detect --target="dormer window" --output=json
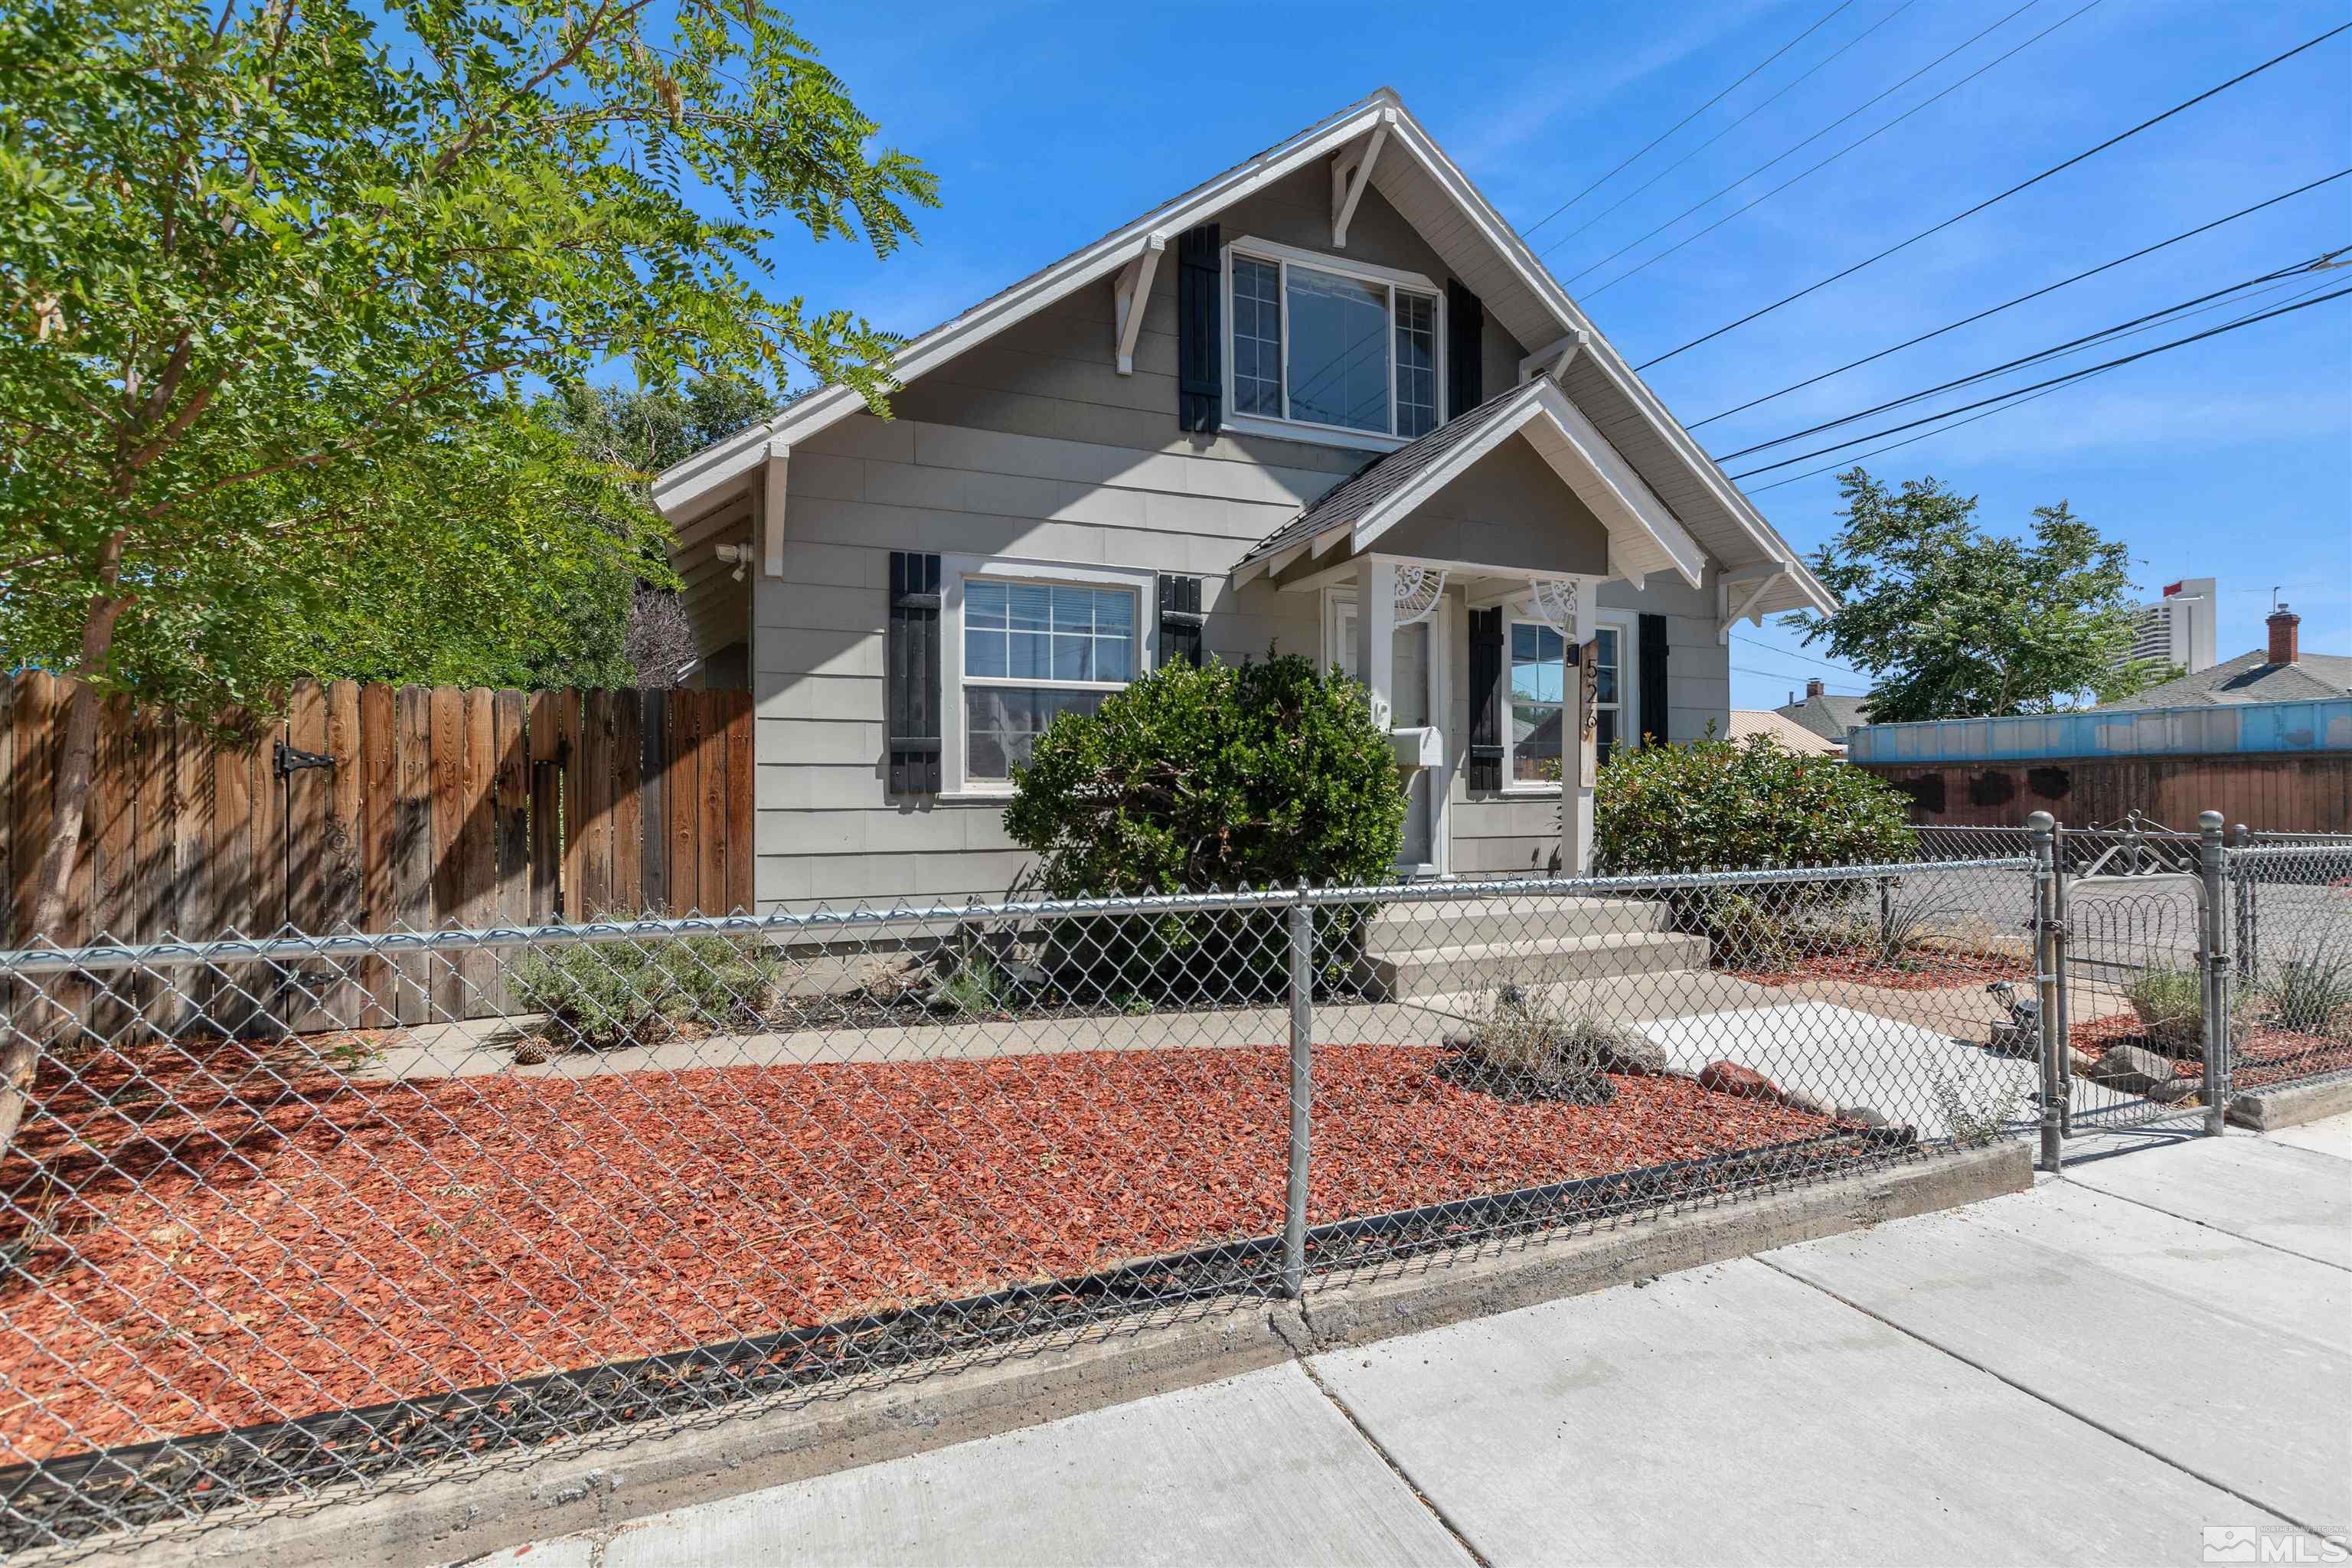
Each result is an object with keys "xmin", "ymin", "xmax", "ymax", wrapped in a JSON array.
[{"xmin": 1223, "ymin": 237, "xmax": 1443, "ymax": 448}]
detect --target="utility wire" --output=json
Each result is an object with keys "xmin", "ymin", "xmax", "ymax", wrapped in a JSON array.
[
  {"xmin": 1637, "ymin": 21, "xmax": 2352, "ymax": 370},
  {"xmin": 1562, "ymin": 0, "xmax": 2053, "ymax": 280},
  {"xmin": 1726, "ymin": 283, "xmax": 2352, "ymax": 478},
  {"xmin": 1523, "ymin": 0, "xmax": 1858, "ymax": 238},
  {"xmin": 1534, "ymin": 1, "xmax": 1921, "ymax": 259},
  {"xmin": 1742, "ymin": 270, "xmax": 2348, "ymax": 492},
  {"xmin": 1713, "ymin": 249, "xmax": 2345, "ymax": 461},
  {"xmin": 1687, "ymin": 165, "xmax": 2352, "ymax": 429},
  {"xmin": 1731, "ymin": 632, "xmax": 1864, "ymax": 677}
]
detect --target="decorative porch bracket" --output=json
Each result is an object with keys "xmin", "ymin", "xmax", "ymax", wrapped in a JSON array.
[{"xmin": 1717, "ymin": 565, "xmax": 1785, "ymax": 644}]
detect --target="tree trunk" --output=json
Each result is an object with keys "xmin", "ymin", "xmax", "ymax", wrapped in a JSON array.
[{"xmin": 0, "ymin": 580, "xmax": 129, "ymax": 1163}]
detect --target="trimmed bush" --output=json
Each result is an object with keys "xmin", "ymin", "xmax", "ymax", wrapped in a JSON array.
[
  {"xmin": 1004, "ymin": 652, "xmax": 1404, "ymax": 896},
  {"xmin": 1592, "ymin": 733, "xmax": 1916, "ymax": 955},
  {"xmin": 1002, "ymin": 654, "xmax": 1403, "ymax": 1001},
  {"xmin": 1593, "ymin": 733, "xmax": 1916, "ymax": 874}
]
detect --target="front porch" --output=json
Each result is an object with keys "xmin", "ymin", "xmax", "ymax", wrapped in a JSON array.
[{"xmin": 1233, "ymin": 374, "xmax": 1733, "ymax": 880}]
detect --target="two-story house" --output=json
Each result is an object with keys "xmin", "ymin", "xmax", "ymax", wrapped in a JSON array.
[{"xmin": 651, "ymin": 90, "xmax": 1833, "ymax": 910}]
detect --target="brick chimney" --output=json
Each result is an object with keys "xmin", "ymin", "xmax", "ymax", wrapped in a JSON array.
[
  {"xmin": 2268, "ymin": 604, "xmax": 2300, "ymax": 665},
  {"xmin": 1805, "ymin": 678, "xmax": 1826, "ymax": 699}
]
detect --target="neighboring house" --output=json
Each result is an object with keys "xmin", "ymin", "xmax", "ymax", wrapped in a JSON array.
[
  {"xmin": 1775, "ymin": 678, "xmax": 1870, "ymax": 746},
  {"xmin": 1729, "ymin": 709, "xmax": 1844, "ymax": 756},
  {"xmin": 2090, "ymin": 606, "xmax": 2350, "ymax": 710},
  {"xmin": 651, "ymin": 90, "xmax": 1831, "ymax": 910}
]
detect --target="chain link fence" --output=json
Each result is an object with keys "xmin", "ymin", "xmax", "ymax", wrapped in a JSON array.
[
  {"xmin": 0, "ymin": 856, "xmax": 2064, "ymax": 1557},
  {"xmin": 2226, "ymin": 839, "xmax": 2352, "ymax": 1096}
]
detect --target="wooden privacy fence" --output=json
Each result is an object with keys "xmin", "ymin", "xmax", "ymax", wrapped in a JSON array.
[{"xmin": 2, "ymin": 673, "xmax": 753, "ymax": 1029}]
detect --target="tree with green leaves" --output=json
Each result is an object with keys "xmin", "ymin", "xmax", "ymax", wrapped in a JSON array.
[
  {"xmin": 1785, "ymin": 469, "xmax": 2174, "ymax": 724},
  {"xmin": 0, "ymin": 0, "xmax": 934, "ymax": 1145}
]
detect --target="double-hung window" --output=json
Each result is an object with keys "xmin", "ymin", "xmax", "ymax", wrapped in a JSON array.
[
  {"xmin": 945, "ymin": 560, "xmax": 1155, "ymax": 793},
  {"xmin": 1227, "ymin": 239, "xmax": 1442, "ymax": 445},
  {"xmin": 1507, "ymin": 621, "xmax": 1565, "ymax": 786}
]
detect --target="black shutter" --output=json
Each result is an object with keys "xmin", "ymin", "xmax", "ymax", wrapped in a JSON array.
[
  {"xmin": 1177, "ymin": 224, "xmax": 1222, "ymax": 433},
  {"xmin": 1446, "ymin": 279, "xmax": 1485, "ymax": 420},
  {"xmin": 887, "ymin": 551, "xmax": 942, "ymax": 793},
  {"xmin": 1467, "ymin": 606, "xmax": 1504, "ymax": 791},
  {"xmin": 1637, "ymin": 612, "xmax": 1670, "ymax": 748},
  {"xmin": 1158, "ymin": 574, "xmax": 1204, "ymax": 668}
]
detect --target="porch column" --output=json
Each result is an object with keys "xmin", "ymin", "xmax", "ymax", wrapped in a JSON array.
[
  {"xmin": 1354, "ymin": 556, "xmax": 1396, "ymax": 733},
  {"xmin": 1556, "ymin": 583, "xmax": 1598, "ymax": 879}
]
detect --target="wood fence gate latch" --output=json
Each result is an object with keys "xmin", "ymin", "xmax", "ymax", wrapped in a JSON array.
[{"xmin": 274, "ymin": 739, "xmax": 337, "ymax": 779}]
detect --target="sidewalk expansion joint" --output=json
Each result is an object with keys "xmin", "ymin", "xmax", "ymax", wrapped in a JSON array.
[
  {"xmin": 2062, "ymin": 1182, "xmax": 2350, "ymax": 1274},
  {"xmin": 1292, "ymin": 1354, "xmax": 1494, "ymax": 1568},
  {"xmin": 1755, "ymin": 1256, "xmax": 2327, "ymax": 1541}
]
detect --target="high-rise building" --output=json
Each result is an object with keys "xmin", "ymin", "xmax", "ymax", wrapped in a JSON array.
[{"xmin": 2126, "ymin": 577, "xmax": 2216, "ymax": 675}]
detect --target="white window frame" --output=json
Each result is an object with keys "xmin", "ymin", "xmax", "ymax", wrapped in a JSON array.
[
  {"xmin": 1501, "ymin": 614, "xmax": 1569, "ymax": 797},
  {"xmin": 939, "ymin": 554, "xmax": 1159, "ymax": 800},
  {"xmin": 1221, "ymin": 235, "xmax": 1446, "ymax": 455},
  {"xmin": 1322, "ymin": 587, "xmax": 1452, "ymax": 878},
  {"xmin": 1589, "ymin": 609, "xmax": 1637, "ymax": 763},
  {"xmin": 1500, "ymin": 606, "xmax": 1638, "ymax": 793}
]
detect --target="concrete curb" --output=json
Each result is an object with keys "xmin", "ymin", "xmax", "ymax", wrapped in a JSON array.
[
  {"xmin": 51, "ymin": 1142, "xmax": 2030, "ymax": 1568},
  {"xmin": 2226, "ymin": 1073, "xmax": 2352, "ymax": 1132}
]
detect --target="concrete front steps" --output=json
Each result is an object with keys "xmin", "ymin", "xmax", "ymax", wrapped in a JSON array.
[{"xmin": 1353, "ymin": 895, "xmax": 1711, "ymax": 1003}]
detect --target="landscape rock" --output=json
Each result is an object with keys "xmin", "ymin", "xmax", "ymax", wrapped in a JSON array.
[
  {"xmin": 1781, "ymin": 1086, "xmax": 1836, "ymax": 1117},
  {"xmin": 1838, "ymin": 1106, "xmax": 1891, "ymax": 1129},
  {"xmin": 2089, "ymin": 1044, "xmax": 2177, "ymax": 1096},
  {"xmin": 2068, "ymin": 1047, "xmax": 2101, "ymax": 1077},
  {"xmin": 1697, "ymin": 1060, "xmax": 1776, "ymax": 1100},
  {"xmin": 2148, "ymin": 1077, "xmax": 2198, "ymax": 1103},
  {"xmin": 1599, "ymin": 1036, "xmax": 1671, "ymax": 1076}
]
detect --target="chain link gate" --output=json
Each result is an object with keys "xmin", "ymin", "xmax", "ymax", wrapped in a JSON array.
[{"xmin": 2030, "ymin": 812, "xmax": 2232, "ymax": 1162}]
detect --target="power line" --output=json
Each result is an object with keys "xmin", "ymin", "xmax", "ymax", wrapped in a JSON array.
[
  {"xmin": 1523, "ymin": 0, "xmax": 1858, "ymax": 239},
  {"xmin": 1741, "ymin": 270, "xmax": 2348, "ymax": 492},
  {"xmin": 1687, "ymin": 166, "xmax": 2352, "ymax": 430},
  {"xmin": 1636, "ymin": 21, "xmax": 2352, "ymax": 371},
  {"xmin": 1726, "ymin": 283, "xmax": 2352, "ymax": 479},
  {"xmin": 1562, "ymin": 0, "xmax": 2056, "ymax": 283},
  {"xmin": 1730, "ymin": 632, "xmax": 1863, "ymax": 677},
  {"xmin": 1713, "ymin": 250, "xmax": 2344, "ymax": 462},
  {"xmin": 1534, "ymin": 1, "xmax": 1921, "ymax": 260},
  {"xmin": 1732, "ymin": 663, "xmax": 1869, "ymax": 690}
]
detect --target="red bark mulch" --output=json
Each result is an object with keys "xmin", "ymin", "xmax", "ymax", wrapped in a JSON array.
[
  {"xmin": 0, "ymin": 1038, "xmax": 1841, "ymax": 1463},
  {"xmin": 1732, "ymin": 944, "xmax": 2029, "ymax": 991},
  {"xmin": 2068, "ymin": 1012, "xmax": 2352, "ymax": 1086}
]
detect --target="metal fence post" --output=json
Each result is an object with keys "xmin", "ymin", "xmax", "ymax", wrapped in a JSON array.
[
  {"xmin": 1284, "ymin": 878, "xmax": 1313, "ymax": 1299},
  {"xmin": 2231, "ymin": 822, "xmax": 2256, "ymax": 985},
  {"xmin": 2052, "ymin": 821, "xmax": 2073, "ymax": 1138},
  {"xmin": 2029, "ymin": 811, "xmax": 2064, "ymax": 1172},
  {"xmin": 2198, "ymin": 811, "xmax": 2230, "ymax": 1137}
]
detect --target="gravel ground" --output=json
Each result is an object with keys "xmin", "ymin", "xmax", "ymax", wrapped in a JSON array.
[{"xmin": 0, "ymin": 1038, "xmax": 1834, "ymax": 1462}]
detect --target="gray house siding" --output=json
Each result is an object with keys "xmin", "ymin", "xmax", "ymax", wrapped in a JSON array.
[{"xmin": 750, "ymin": 171, "xmax": 1736, "ymax": 910}]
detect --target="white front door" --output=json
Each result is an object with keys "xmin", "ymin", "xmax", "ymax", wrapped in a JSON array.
[{"xmin": 1329, "ymin": 595, "xmax": 1446, "ymax": 875}]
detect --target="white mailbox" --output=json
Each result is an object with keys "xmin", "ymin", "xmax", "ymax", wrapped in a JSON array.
[{"xmin": 1390, "ymin": 725, "xmax": 1444, "ymax": 769}]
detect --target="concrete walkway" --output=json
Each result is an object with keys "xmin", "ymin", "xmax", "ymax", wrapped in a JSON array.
[{"xmin": 469, "ymin": 1116, "xmax": 2352, "ymax": 1567}]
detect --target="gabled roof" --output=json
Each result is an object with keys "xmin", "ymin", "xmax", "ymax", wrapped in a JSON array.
[
  {"xmin": 651, "ymin": 87, "xmax": 1831, "ymax": 617},
  {"xmin": 1232, "ymin": 376, "xmax": 1706, "ymax": 590},
  {"xmin": 2088, "ymin": 648, "xmax": 2352, "ymax": 710},
  {"xmin": 1775, "ymin": 691, "xmax": 1871, "ymax": 741}
]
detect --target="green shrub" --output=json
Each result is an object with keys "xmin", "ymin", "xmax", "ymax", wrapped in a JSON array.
[
  {"xmin": 1592, "ymin": 733, "xmax": 1914, "ymax": 954},
  {"xmin": 511, "ymin": 927, "xmax": 781, "ymax": 1052},
  {"xmin": 2124, "ymin": 962, "xmax": 2205, "ymax": 1052},
  {"xmin": 1003, "ymin": 653, "xmax": 1403, "ymax": 1001},
  {"xmin": 1593, "ymin": 733, "xmax": 1916, "ymax": 875},
  {"xmin": 2262, "ymin": 942, "xmax": 2352, "ymax": 1035}
]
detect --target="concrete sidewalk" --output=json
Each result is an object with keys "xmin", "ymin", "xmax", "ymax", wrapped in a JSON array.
[{"xmin": 472, "ymin": 1116, "xmax": 2352, "ymax": 1568}]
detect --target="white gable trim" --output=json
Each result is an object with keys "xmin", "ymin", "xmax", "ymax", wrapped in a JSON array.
[
  {"xmin": 647, "ymin": 88, "xmax": 1831, "ymax": 620},
  {"xmin": 1331, "ymin": 379, "xmax": 1704, "ymax": 592}
]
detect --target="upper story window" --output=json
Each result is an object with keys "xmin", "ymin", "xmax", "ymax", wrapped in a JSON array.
[{"xmin": 1225, "ymin": 237, "xmax": 1443, "ymax": 446}]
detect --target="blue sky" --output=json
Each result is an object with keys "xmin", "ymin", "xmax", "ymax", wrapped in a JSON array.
[{"xmin": 739, "ymin": 0, "xmax": 2352, "ymax": 710}]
